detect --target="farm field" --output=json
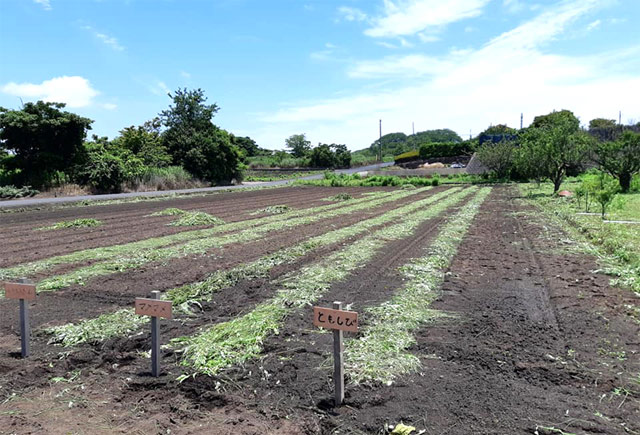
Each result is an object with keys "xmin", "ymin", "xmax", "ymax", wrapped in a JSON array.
[{"xmin": 0, "ymin": 185, "xmax": 638, "ymax": 434}]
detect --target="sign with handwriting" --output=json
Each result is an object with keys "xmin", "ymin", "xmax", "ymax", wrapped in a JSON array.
[
  {"xmin": 3, "ymin": 282, "xmax": 37, "ymax": 301},
  {"xmin": 135, "ymin": 298, "xmax": 172, "ymax": 319},
  {"xmin": 313, "ymin": 306, "xmax": 358, "ymax": 332}
]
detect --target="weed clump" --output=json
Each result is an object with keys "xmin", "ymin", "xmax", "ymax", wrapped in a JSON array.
[
  {"xmin": 150, "ymin": 207, "xmax": 186, "ymax": 216},
  {"xmin": 39, "ymin": 218, "xmax": 102, "ymax": 230},
  {"xmin": 326, "ymin": 193, "xmax": 353, "ymax": 201},
  {"xmin": 401, "ymin": 184, "xmax": 416, "ymax": 190},
  {"xmin": 169, "ymin": 211, "xmax": 225, "ymax": 227}
]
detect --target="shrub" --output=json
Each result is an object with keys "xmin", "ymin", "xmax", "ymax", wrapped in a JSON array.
[
  {"xmin": 419, "ymin": 142, "xmax": 472, "ymax": 160},
  {"xmin": 0, "ymin": 185, "xmax": 39, "ymax": 199},
  {"xmin": 394, "ymin": 150, "xmax": 420, "ymax": 164}
]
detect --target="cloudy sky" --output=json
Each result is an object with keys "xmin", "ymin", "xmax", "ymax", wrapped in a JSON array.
[{"xmin": 1, "ymin": 0, "xmax": 638, "ymax": 150}]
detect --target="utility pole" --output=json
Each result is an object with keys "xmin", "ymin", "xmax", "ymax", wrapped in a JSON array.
[
  {"xmin": 412, "ymin": 122, "xmax": 415, "ymax": 135},
  {"xmin": 619, "ymin": 111, "xmax": 622, "ymax": 125},
  {"xmin": 379, "ymin": 119, "xmax": 382, "ymax": 162},
  {"xmin": 520, "ymin": 113, "xmax": 523, "ymax": 129}
]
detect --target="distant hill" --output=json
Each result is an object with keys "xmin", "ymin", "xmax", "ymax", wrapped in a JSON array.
[{"xmin": 352, "ymin": 129, "xmax": 463, "ymax": 162}]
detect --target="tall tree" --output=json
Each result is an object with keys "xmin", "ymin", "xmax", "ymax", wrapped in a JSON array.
[
  {"xmin": 0, "ymin": 101, "xmax": 92, "ymax": 187},
  {"xmin": 285, "ymin": 134, "xmax": 311, "ymax": 158},
  {"xmin": 520, "ymin": 110, "xmax": 590, "ymax": 193},
  {"xmin": 591, "ymin": 130, "xmax": 640, "ymax": 192},
  {"xmin": 159, "ymin": 88, "xmax": 243, "ymax": 183}
]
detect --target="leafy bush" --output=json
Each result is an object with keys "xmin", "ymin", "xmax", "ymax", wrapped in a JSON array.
[
  {"xmin": 394, "ymin": 150, "xmax": 420, "ymax": 163},
  {"xmin": 0, "ymin": 185, "xmax": 39, "ymax": 199},
  {"xmin": 419, "ymin": 142, "xmax": 472, "ymax": 159},
  {"xmin": 125, "ymin": 166, "xmax": 200, "ymax": 191}
]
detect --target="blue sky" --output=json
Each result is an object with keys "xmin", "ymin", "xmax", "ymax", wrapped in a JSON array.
[{"xmin": 1, "ymin": 0, "xmax": 638, "ymax": 150}]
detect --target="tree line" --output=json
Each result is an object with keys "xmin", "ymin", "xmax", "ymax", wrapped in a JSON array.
[
  {"xmin": 475, "ymin": 110, "xmax": 640, "ymax": 193},
  {"xmin": 0, "ymin": 88, "xmax": 353, "ymax": 194}
]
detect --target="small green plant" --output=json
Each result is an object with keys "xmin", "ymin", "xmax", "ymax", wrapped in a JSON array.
[
  {"xmin": 168, "ymin": 211, "xmax": 225, "ymax": 227},
  {"xmin": 150, "ymin": 207, "xmax": 186, "ymax": 216},
  {"xmin": 38, "ymin": 218, "xmax": 102, "ymax": 230},
  {"xmin": 401, "ymin": 184, "xmax": 416, "ymax": 190}
]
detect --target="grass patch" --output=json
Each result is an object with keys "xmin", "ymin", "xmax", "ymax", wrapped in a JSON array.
[
  {"xmin": 345, "ymin": 188, "xmax": 491, "ymax": 384},
  {"xmin": 326, "ymin": 193, "xmax": 354, "ymax": 201},
  {"xmin": 38, "ymin": 219, "xmax": 102, "ymax": 230},
  {"xmin": 172, "ymin": 187, "xmax": 478, "ymax": 376},
  {"xmin": 250, "ymin": 204, "xmax": 291, "ymax": 215},
  {"xmin": 519, "ymin": 182, "xmax": 640, "ymax": 294},
  {"xmin": 149, "ymin": 207, "xmax": 186, "ymax": 216},
  {"xmin": 45, "ymin": 309, "xmax": 148, "ymax": 346},
  {"xmin": 168, "ymin": 211, "xmax": 225, "ymax": 227}
]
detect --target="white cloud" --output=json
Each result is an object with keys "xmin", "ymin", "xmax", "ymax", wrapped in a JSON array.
[
  {"xmin": 148, "ymin": 80, "xmax": 170, "ymax": 95},
  {"xmin": 33, "ymin": 0, "xmax": 51, "ymax": 11},
  {"xmin": 587, "ymin": 19, "xmax": 601, "ymax": 30},
  {"xmin": 256, "ymin": 0, "xmax": 639, "ymax": 149},
  {"xmin": 365, "ymin": 0, "xmax": 490, "ymax": 38},
  {"xmin": 102, "ymin": 103, "xmax": 117, "ymax": 110},
  {"xmin": 1, "ymin": 76, "xmax": 99, "ymax": 108},
  {"xmin": 503, "ymin": 0, "xmax": 526, "ymax": 13},
  {"xmin": 82, "ymin": 25, "xmax": 124, "ymax": 51},
  {"xmin": 180, "ymin": 71, "xmax": 192, "ymax": 79},
  {"xmin": 337, "ymin": 6, "xmax": 367, "ymax": 22},
  {"xmin": 348, "ymin": 54, "xmax": 452, "ymax": 78}
]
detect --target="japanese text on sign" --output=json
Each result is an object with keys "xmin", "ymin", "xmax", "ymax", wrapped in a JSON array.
[
  {"xmin": 3, "ymin": 282, "xmax": 37, "ymax": 301},
  {"xmin": 313, "ymin": 306, "xmax": 358, "ymax": 332},
  {"xmin": 135, "ymin": 298, "xmax": 173, "ymax": 319}
]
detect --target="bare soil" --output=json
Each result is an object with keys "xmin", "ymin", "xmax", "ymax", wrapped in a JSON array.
[{"xmin": 0, "ymin": 186, "xmax": 638, "ymax": 434}]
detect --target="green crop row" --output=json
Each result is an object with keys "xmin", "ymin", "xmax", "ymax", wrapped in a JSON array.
[
  {"xmin": 45, "ymin": 187, "xmax": 460, "ymax": 346},
  {"xmin": 346, "ymin": 187, "xmax": 491, "ymax": 384},
  {"xmin": 0, "ymin": 189, "xmax": 396, "ymax": 281},
  {"xmin": 172, "ymin": 187, "xmax": 477, "ymax": 377}
]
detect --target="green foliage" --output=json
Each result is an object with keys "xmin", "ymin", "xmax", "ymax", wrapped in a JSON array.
[
  {"xmin": 39, "ymin": 218, "xmax": 102, "ymax": 230},
  {"xmin": 308, "ymin": 143, "xmax": 351, "ymax": 168},
  {"xmin": 394, "ymin": 150, "xmax": 419, "ymax": 163},
  {"xmin": 475, "ymin": 140, "xmax": 516, "ymax": 179},
  {"xmin": 230, "ymin": 134, "xmax": 260, "ymax": 157},
  {"xmin": 0, "ymin": 185, "xmax": 39, "ymax": 199},
  {"xmin": 285, "ymin": 134, "xmax": 311, "ymax": 158},
  {"xmin": 419, "ymin": 141, "xmax": 472, "ymax": 160},
  {"xmin": 46, "ymin": 309, "xmax": 148, "ymax": 346},
  {"xmin": 75, "ymin": 136, "xmax": 145, "ymax": 193},
  {"xmin": 481, "ymin": 124, "xmax": 517, "ymax": 135},
  {"xmin": 367, "ymin": 129, "xmax": 463, "ymax": 160},
  {"xmin": 589, "ymin": 118, "xmax": 618, "ymax": 130},
  {"xmin": 112, "ymin": 118, "xmax": 171, "ymax": 167},
  {"xmin": 519, "ymin": 109, "xmax": 591, "ymax": 192},
  {"xmin": 160, "ymin": 88, "xmax": 243, "ymax": 184},
  {"xmin": 326, "ymin": 192, "xmax": 354, "ymax": 201},
  {"xmin": 0, "ymin": 101, "xmax": 93, "ymax": 188},
  {"xmin": 591, "ymin": 130, "xmax": 640, "ymax": 193},
  {"xmin": 168, "ymin": 211, "xmax": 225, "ymax": 226}
]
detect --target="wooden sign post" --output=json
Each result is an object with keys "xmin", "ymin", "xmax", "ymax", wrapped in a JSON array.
[
  {"xmin": 313, "ymin": 301, "xmax": 358, "ymax": 407},
  {"xmin": 3, "ymin": 278, "xmax": 37, "ymax": 358},
  {"xmin": 135, "ymin": 291, "xmax": 172, "ymax": 377}
]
